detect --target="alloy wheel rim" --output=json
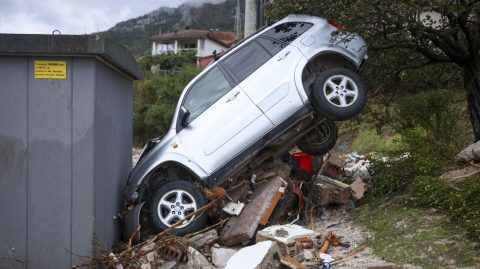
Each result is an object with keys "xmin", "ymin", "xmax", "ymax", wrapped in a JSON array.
[
  {"xmin": 157, "ymin": 189, "xmax": 197, "ymax": 228},
  {"xmin": 323, "ymin": 74, "xmax": 358, "ymax": 108}
]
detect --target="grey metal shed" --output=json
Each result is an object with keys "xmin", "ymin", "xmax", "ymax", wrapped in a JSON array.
[{"xmin": 0, "ymin": 34, "xmax": 142, "ymax": 269}]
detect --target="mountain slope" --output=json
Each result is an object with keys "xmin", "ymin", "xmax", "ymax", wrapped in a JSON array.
[{"xmin": 101, "ymin": 0, "xmax": 243, "ymax": 55}]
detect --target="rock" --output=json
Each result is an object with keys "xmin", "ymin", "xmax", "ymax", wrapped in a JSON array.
[
  {"xmin": 145, "ymin": 251, "xmax": 156, "ymax": 263},
  {"xmin": 456, "ymin": 141, "xmax": 480, "ymax": 162},
  {"xmin": 163, "ymin": 261, "xmax": 176, "ymax": 269},
  {"xmin": 186, "ymin": 246, "xmax": 216, "ymax": 269},
  {"xmin": 140, "ymin": 242, "xmax": 156, "ymax": 252},
  {"xmin": 185, "ymin": 229, "xmax": 218, "ymax": 248},
  {"xmin": 303, "ymin": 249, "xmax": 315, "ymax": 261},
  {"xmin": 225, "ymin": 241, "xmax": 282, "ymax": 269},
  {"xmin": 140, "ymin": 263, "xmax": 151, "ymax": 269},
  {"xmin": 211, "ymin": 247, "xmax": 238, "ymax": 268}
]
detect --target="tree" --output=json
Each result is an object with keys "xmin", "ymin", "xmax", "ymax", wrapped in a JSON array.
[{"xmin": 267, "ymin": 0, "xmax": 480, "ymax": 141}]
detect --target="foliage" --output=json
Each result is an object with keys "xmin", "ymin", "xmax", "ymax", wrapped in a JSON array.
[
  {"xmin": 139, "ymin": 51, "xmax": 196, "ymax": 72},
  {"xmin": 133, "ymin": 52, "xmax": 200, "ymax": 145},
  {"xmin": 395, "ymin": 90, "xmax": 469, "ymax": 173},
  {"xmin": 266, "ymin": 0, "xmax": 480, "ymax": 139},
  {"xmin": 409, "ymin": 175, "xmax": 480, "ymax": 241}
]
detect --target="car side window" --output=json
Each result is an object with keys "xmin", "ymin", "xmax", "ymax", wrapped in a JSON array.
[
  {"xmin": 183, "ymin": 66, "xmax": 232, "ymax": 123},
  {"xmin": 261, "ymin": 22, "xmax": 313, "ymax": 44},
  {"xmin": 256, "ymin": 37, "xmax": 287, "ymax": 56},
  {"xmin": 223, "ymin": 40, "xmax": 271, "ymax": 82}
]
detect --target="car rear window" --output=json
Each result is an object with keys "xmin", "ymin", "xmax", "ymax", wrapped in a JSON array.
[
  {"xmin": 256, "ymin": 37, "xmax": 287, "ymax": 56},
  {"xmin": 261, "ymin": 22, "xmax": 313, "ymax": 44},
  {"xmin": 223, "ymin": 40, "xmax": 271, "ymax": 82}
]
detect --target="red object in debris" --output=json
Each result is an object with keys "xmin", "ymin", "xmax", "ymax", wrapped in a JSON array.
[
  {"xmin": 292, "ymin": 186, "xmax": 306, "ymax": 212},
  {"xmin": 292, "ymin": 152, "xmax": 312, "ymax": 173}
]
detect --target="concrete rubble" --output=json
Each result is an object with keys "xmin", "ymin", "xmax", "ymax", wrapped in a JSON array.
[{"xmin": 103, "ymin": 150, "xmax": 380, "ymax": 269}]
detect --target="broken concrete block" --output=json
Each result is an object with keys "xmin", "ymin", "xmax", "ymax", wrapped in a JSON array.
[
  {"xmin": 303, "ymin": 249, "xmax": 315, "ymax": 261},
  {"xmin": 184, "ymin": 229, "xmax": 218, "ymax": 248},
  {"xmin": 224, "ymin": 241, "xmax": 282, "ymax": 269},
  {"xmin": 256, "ymin": 224, "xmax": 319, "ymax": 256},
  {"xmin": 456, "ymin": 140, "xmax": 480, "ymax": 162},
  {"xmin": 350, "ymin": 177, "xmax": 367, "ymax": 200},
  {"xmin": 186, "ymin": 246, "xmax": 216, "ymax": 269},
  {"xmin": 211, "ymin": 247, "xmax": 238, "ymax": 268},
  {"xmin": 294, "ymin": 236, "xmax": 314, "ymax": 251},
  {"xmin": 313, "ymin": 175, "xmax": 351, "ymax": 206},
  {"xmin": 220, "ymin": 177, "xmax": 285, "ymax": 246}
]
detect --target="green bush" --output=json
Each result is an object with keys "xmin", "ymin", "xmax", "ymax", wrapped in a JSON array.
[
  {"xmin": 133, "ymin": 66, "xmax": 200, "ymax": 145},
  {"xmin": 394, "ymin": 90, "xmax": 467, "ymax": 174},
  {"xmin": 139, "ymin": 51, "xmax": 196, "ymax": 72},
  {"xmin": 371, "ymin": 90, "xmax": 468, "ymax": 195}
]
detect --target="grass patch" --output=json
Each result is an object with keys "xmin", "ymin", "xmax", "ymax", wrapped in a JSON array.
[
  {"xmin": 349, "ymin": 124, "xmax": 403, "ymax": 153},
  {"xmin": 350, "ymin": 201, "xmax": 480, "ymax": 268}
]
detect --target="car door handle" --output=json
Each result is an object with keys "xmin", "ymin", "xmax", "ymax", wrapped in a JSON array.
[
  {"xmin": 226, "ymin": 90, "xmax": 240, "ymax": 102},
  {"xmin": 277, "ymin": 51, "xmax": 290, "ymax": 61}
]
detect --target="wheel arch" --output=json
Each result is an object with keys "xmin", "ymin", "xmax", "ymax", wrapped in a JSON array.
[
  {"xmin": 301, "ymin": 50, "xmax": 360, "ymax": 98},
  {"xmin": 126, "ymin": 156, "xmax": 208, "ymax": 203}
]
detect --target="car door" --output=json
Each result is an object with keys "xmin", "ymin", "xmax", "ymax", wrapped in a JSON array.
[
  {"xmin": 224, "ymin": 22, "xmax": 313, "ymax": 126},
  {"xmin": 176, "ymin": 66, "xmax": 273, "ymax": 174}
]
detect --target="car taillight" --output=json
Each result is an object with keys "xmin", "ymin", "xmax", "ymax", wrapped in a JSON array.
[{"xmin": 327, "ymin": 19, "xmax": 344, "ymax": 31}]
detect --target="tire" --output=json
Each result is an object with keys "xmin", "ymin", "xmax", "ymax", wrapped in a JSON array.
[
  {"xmin": 297, "ymin": 119, "xmax": 337, "ymax": 156},
  {"xmin": 312, "ymin": 67, "xmax": 367, "ymax": 121},
  {"xmin": 148, "ymin": 180, "xmax": 207, "ymax": 235}
]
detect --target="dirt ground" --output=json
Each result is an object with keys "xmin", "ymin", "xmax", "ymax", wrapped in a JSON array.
[{"xmin": 312, "ymin": 207, "xmax": 419, "ymax": 269}]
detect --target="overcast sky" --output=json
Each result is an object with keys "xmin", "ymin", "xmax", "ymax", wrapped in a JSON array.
[{"xmin": 0, "ymin": 0, "xmax": 225, "ymax": 35}]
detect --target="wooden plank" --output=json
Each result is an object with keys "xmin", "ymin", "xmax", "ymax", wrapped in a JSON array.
[{"xmin": 219, "ymin": 177, "xmax": 284, "ymax": 246}]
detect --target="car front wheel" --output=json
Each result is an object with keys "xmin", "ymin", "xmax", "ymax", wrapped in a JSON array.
[
  {"xmin": 148, "ymin": 180, "xmax": 207, "ymax": 235},
  {"xmin": 312, "ymin": 67, "xmax": 367, "ymax": 121}
]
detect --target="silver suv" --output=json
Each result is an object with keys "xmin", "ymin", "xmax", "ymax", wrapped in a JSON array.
[{"xmin": 123, "ymin": 14, "xmax": 368, "ymax": 237}]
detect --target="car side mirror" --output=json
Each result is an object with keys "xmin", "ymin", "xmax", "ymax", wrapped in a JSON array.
[{"xmin": 179, "ymin": 106, "xmax": 190, "ymax": 127}]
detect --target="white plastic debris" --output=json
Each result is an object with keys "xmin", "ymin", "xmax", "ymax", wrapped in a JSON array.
[
  {"xmin": 225, "ymin": 241, "xmax": 275, "ymax": 269},
  {"xmin": 222, "ymin": 202, "xmax": 245, "ymax": 216}
]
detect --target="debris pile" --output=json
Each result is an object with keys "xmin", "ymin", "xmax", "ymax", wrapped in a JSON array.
[{"xmin": 79, "ymin": 151, "xmax": 375, "ymax": 269}]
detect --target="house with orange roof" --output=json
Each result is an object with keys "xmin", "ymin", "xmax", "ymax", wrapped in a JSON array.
[{"xmin": 150, "ymin": 29, "xmax": 237, "ymax": 68}]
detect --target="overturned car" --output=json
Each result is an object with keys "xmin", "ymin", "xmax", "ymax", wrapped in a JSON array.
[{"xmin": 123, "ymin": 14, "xmax": 368, "ymax": 239}]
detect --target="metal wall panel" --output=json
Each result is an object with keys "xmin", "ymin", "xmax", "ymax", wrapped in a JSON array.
[
  {"xmin": 0, "ymin": 57, "xmax": 29, "ymax": 269},
  {"xmin": 0, "ymin": 55, "xmax": 134, "ymax": 268}
]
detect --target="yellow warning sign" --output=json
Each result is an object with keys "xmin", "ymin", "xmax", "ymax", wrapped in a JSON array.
[{"xmin": 34, "ymin": 60, "xmax": 66, "ymax": 79}]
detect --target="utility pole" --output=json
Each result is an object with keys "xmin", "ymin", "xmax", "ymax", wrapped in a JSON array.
[
  {"xmin": 234, "ymin": 0, "xmax": 241, "ymax": 38},
  {"xmin": 244, "ymin": 0, "xmax": 265, "ymax": 38},
  {"xmin": 244, "ymin": 0, "xmax": 257, "ymax": 37}
]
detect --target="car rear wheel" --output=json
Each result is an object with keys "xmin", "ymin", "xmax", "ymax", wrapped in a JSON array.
[
  {"xmin": 312, "ymin": 67, "xmax": 367, "ymax": 121},
  {"xmin": 148, "ymin": 180, "xmax": 207, "ymax": 235},
  {"xmin": 296, "ymin": 119, "xmax": 337, "ymax": 156}
]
